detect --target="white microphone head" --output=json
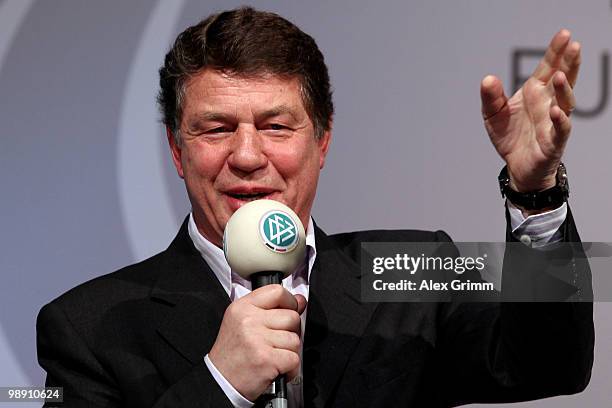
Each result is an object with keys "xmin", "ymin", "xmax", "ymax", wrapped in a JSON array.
[{"xmin": 223, "ymin": 199, "xmax": 306, "ymax": 280}]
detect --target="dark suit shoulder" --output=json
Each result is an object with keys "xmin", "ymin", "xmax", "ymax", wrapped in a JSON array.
[{"xmin": 44, "ymin": 250, "xmax": 168, "ymax": 326}]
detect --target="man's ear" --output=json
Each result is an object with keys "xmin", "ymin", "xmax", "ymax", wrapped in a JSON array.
[
  {"xmin": 166, "ymin": 126, "xmax": 184, "ymax": 179},
  {"xmin": 318, "ymin": 125, "xmax": 332, "ymax": 169}
]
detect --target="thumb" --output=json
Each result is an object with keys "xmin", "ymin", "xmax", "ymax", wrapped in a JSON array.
[
  {"xmin": 294, "ymin": 294, "xmax": 307, "ymax": 315},
  {"xmin": 481, "ymin": 75, "xmax": 508, "ymax": 120}
]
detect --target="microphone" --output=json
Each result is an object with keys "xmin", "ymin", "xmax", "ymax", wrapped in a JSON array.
[{"xmin": 223, "ymin": 199, "xmax": 306, "ymax": 408}]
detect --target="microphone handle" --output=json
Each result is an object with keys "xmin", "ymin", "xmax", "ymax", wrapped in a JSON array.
[
  {"xmin": 251, "ymin": 271, "xmax": 288, "ymax": 408},
  {"xmin": 251, "ymin": 271, "xmax": 285, "ymax": 289}
]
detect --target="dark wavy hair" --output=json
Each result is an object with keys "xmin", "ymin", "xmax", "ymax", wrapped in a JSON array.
[{"xmin": 157, "ymin": 6, "xmax": 334, "ymax": 142}]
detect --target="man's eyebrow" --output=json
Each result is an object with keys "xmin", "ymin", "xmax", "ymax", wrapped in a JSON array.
[
  {"xmin": 184, "ymin": 112, "xmax": 237, "ymax": 131},
  {"xmin": 257, "ymin": 105, "xmax": 300, "ymax": 121},
  {"xmin": 188, "ymin": 111, "xmax": 235, "ymax": 123}
]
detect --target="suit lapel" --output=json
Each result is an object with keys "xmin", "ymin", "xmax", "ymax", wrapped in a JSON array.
[
  {"xmin": 304, "ymin": 226, "xmax": 378, "ymax": 407},
  {"xmin": 150, "ymin": 219, "xmax": 231, "ymax": 365}
]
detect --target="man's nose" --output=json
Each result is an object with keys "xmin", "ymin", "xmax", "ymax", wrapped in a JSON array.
[{"xmin": 227, "ymin": 124, "xmax": 268, "ymax": 174}]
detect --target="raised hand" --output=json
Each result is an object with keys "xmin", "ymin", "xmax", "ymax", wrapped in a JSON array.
[{"xmin": 481, "ymin": 29, "xmax": 580, "ymax": 193}]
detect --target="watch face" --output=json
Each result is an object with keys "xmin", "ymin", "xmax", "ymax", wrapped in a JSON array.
[{"xmin": 498, "ymin": 166, "xmax": 511, "ymax": 198}]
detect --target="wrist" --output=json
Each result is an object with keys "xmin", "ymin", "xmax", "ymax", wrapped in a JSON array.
[
  {"xmin": 498, "ymin": 163, "xmax": 569, "ymax": 211},
  {"xmin": 204, "ymin": 354, "xmax": 254, "ymax": 407},
  {"xmin": 508, "ymin": 172, "xmax": 557, "ymax": 193}
]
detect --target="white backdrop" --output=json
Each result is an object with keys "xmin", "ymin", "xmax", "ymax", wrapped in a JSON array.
[{"xmin": 0, "ymin": 0, "xmax": 610, "ymax": 406}]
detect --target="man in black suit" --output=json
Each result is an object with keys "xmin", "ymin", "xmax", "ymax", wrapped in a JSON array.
[{"xmin": 37, "ymin": 7, "xmax": 593, "ymax": 407}]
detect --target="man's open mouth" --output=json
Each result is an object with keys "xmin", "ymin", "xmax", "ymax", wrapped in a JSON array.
[{"xmin": 227, "ymin": 192, "xmax": 272, "ymax": 202}]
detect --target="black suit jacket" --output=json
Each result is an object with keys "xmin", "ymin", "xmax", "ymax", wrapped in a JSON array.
[{"xmin": 37, "ymin": 212, "xmax": 593, "ymax": 407}]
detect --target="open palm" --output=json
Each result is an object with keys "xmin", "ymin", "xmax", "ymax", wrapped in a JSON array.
[{"xmin": 481, "ymin": 30, "xmax": 580, "ymax": 192}]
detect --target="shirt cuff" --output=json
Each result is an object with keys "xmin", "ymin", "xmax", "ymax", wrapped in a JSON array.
[
  {"xmin": 204, "ymin": 354, "xmax": 254, "ymax": 408},
  {"xmin": 507, "ymin": 201, "xmax": 567, "ymax": 247}
]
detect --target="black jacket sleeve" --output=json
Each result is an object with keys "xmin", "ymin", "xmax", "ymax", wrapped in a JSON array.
[{"xmin": 432, "ymin": 206, "xmax": 594, "ymax": 406}]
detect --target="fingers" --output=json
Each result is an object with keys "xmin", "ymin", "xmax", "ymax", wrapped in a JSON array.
[
  {"xmin": 294, "ymin": 294, "xmax": 307, "ymax": 315},
  {"xmin": 550, "ymin": 105, "xmax": 572, "ymax": 150},
  {"xmin": 533, "ymin": 29, "xmax": 571, "ymax": 84},
  {"xmin": 249, "ymin": 284, "xmax": 298, "ymax": 311},
  {"xmin": 553, "ymin": 71, "xmax": 575, "ymax": 116},
  {"xmin": 481, "ymin": 75, "xmax": 508, "ymax": 120},
  {"xmin": 271, "ymin": 348, "xmax": 301, "ymax": 380},
  {"xmin": 268, "ymin": 330, "xmax": 302, "ymax": 352},
  {"xmin": 561, "ymin": 41, "xmax": 581, "ymax": 88},
  {"xmin": 263, "ymin": 308, "xmax": 302, "ymax": 332}
]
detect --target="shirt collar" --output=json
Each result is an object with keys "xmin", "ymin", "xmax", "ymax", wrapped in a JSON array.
[{"xmin": 187, "ymin": 212, "xmax": 317, "ymax": 297}]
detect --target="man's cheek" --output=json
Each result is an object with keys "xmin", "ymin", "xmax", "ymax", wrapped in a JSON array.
[{"xmin": 269, "ymin": 152, "xmax": 305, "ymax": 174}]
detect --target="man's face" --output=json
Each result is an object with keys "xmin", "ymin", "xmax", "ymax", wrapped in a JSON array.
[{"xmin": 168, "ymin": 69, "xmax": 331, "ymax": 246}]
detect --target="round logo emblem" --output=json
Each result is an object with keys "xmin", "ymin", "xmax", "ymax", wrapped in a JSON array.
[{"xmin": 259, "ymin": 210, "xmax": 299, "ymax": 253}]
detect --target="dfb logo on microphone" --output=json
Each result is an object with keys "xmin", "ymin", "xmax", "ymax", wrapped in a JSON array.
[{"xmin": 259, "ymin": 211, "xmax": 299, "ymax": 253}]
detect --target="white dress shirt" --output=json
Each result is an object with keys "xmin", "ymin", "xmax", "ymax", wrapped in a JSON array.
[{"xmin": 188, "ymin": 202, "xmax": 567, "ymax": 407}]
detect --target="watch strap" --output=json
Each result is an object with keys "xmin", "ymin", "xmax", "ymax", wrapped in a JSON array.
[{"xmin": 498, "ymin": 164, "xmax": 569, "ymax": 210}]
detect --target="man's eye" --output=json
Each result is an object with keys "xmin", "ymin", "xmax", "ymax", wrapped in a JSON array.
[
  {"xmin": 207, "ymin": 127, "xmax": 230, "ymax": 134},
  {"xmin": 267, "ymin": 124, "xmax": 286, "ymax": 131}
]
